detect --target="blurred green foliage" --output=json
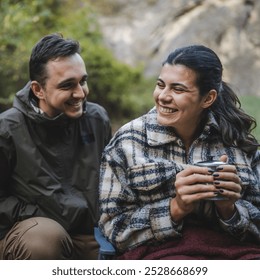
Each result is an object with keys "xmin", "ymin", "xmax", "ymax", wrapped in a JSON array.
[
  {"xmin": 1, "ymin": 0, "xmax": 259, "ymax": 140},
  {"xmin": 239, "ymin": 95, "xmax": 260, "ymax": 143},
  {"xmin": 0, "ymin": 0, "xmax": 153, "ymax": 123},
  {"xmin": 0, "ymin": 0, "xmax": 63, "ymax": 101}
]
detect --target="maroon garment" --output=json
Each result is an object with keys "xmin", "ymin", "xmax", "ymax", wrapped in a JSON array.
[{"xmin": 117, "ymin": 225, "xmax": 260, "ymax": 260}]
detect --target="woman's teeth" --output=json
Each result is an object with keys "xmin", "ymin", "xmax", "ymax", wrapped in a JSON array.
[{"xmin": 160, "ymin": 106, "xmax": 177, "ymax": 113}]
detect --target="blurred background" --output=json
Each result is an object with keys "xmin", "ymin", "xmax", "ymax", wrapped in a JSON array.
[{"xmin": 0, "ymin": 0, "xmax": 259, "ymax": 140}]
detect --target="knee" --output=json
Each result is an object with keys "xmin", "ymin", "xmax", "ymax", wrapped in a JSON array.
[{"xmin": 3, "ymin": 217, "xmax": 73, "ymax": 260}]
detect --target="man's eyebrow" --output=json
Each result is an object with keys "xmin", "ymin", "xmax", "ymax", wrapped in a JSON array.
[
  {"xmin": 58, "ymin": 78, "xmax": 74, "ymax": 87},
  {"xmin": 81, "ymin": 74, "xmax": 88, "ymax": 80},
  {"xmin": 57, "ymin": 75, "xmax": 88, "ymax": 87}
]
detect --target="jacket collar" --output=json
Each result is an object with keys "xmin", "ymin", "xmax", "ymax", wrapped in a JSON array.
[
  {"xmin": 146, "ymin": 107, "xmax": 220, "ymax": 146},
  {"xmin": 13, "ymin": 81, "xmax": 89, "ymax": 124},
  {"xmin": 13, "ymin": 81, "xmax": 94, "ymax": 144}
]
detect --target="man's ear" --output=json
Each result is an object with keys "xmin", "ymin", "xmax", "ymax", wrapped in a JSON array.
[
  {"xmin": 202, "ymin": 89, "xmax": 217, "ymax": 108},
  {"xmin": 30, "ymin": 81, "xmax": 44, "ymax": 100}
]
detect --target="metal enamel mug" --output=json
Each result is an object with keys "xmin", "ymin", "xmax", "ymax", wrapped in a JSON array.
[{"xmin": 195, "ymin": 160, "xmax": 228, "ymax": 201}]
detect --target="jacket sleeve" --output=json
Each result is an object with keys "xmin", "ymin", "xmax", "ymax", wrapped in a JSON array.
[
  {"xmin": 98, "ymin": 140, "xmax": 184, "ymax": 252},
  {"xmin": 216, "ymin": 150, "xmax": 260, "ymax": 243},
  {"xmin": 0, "ymin": 147, "xmax": 40, "ymax": 239}
]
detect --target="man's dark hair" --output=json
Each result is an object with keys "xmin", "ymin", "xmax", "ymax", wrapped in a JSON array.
[{"xmin": 29, "ymin": 33, "xmax": 80, "ymax": 87}]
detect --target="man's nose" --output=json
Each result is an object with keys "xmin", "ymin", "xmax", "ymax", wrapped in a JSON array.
[{"xmin": 73, "ymin": 84, "xmax": 87, "ymax": 98}]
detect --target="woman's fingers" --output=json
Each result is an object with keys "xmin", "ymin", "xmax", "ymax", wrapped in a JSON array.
[
  {"xmin": 213, "ymin": 171, "xmax": 240, "ymax": 184},
  {"xmin": 177, "ymin": 183, "xmax": 216, "ymax": 195},
  {"xmin": 177, "ymin": 166, "xmax": 213, "ymax": 177},
  {"xmin": 176, "ymin": 173, "xmax": 214, "ymax": 186}
]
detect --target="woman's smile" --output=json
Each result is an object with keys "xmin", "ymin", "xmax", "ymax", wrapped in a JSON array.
[{"xmin": 158, "ymin": 105, "xmax": 178, "ymax": 114}]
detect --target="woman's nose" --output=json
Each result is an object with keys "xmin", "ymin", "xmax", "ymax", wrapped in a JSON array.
[{"xmin": 158, "ymin": 88, "xmax": 172, "ymax": 102}]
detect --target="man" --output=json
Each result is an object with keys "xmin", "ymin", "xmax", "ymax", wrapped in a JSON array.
[{"xmin": 0, "ymin": 33, "xmax": 111, "ymax": 259}]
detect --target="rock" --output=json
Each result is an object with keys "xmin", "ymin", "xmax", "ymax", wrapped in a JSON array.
[{"xmin": 96, "ymin": 0, "xmax": 260, "ymax": 96}]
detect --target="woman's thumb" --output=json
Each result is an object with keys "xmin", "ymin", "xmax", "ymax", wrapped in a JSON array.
[{"xmin": 219, "ymin": 154, "xmax": 228, "ymax": 163}]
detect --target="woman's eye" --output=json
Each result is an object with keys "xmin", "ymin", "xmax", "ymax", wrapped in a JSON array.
[
  {"xmin": 157, "ymin": 82, "xmax": 165, "ymax": 89},
  {"xmin": 174, "ymin": 87, "xmax": 185, "ymax": 93}
]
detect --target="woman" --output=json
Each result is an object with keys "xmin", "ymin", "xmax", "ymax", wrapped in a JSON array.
[{"xmin": 99, "ymin": 45, "xmax": 260, "ymax": 259}]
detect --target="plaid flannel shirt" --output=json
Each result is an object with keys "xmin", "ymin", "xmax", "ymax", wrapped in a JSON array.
[{"xmin": 99, "ymin": 108, "xmax": 260, "ymax": 252}]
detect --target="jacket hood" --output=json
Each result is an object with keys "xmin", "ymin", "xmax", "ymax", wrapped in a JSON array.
[
  {"xmin": 13, "ymin": 81, "xmax": 73, "ymax": 125},
  {"xmin": 12, "ymin": 81, "xmax": 106, "ymax": 145}
]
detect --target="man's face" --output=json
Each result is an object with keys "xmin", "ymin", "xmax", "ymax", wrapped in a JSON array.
[{"xmin": 35, "ymin": 53, "xmax": 89, "ymax": 119}]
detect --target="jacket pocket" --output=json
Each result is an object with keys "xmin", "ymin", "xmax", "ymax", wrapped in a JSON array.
[{"xmin": 126, "ymin": 161, "xmax": 175, "ymax": 191}]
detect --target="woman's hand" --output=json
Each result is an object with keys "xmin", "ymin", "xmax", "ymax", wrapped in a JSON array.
[
  {"xmin": 213, "ymin": 156, "xmax": 242, "ymax": 220},
  {"xmin": 170, "ymin": 165, "xmax": 216, "ymax": 222}
]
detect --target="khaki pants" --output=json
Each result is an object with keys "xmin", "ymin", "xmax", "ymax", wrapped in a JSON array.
[{"xmin": 0, "ymin": 217, "xmax": 98, "ymax": 260}]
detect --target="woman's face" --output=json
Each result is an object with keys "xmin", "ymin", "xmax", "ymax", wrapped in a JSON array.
[{"xmin": 153, "ymin": 63, "xmax": 208, "ymax": 135}]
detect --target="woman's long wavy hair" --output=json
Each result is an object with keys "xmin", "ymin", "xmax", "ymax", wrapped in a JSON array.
[{"xmin": 163, "ymin": 45, "xmax": 259, "ymax": 154}]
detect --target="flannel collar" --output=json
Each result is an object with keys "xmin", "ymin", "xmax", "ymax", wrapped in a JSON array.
[{"xmin": 146, "ymin": 107, "xmax": 220, "ymax": 146}]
